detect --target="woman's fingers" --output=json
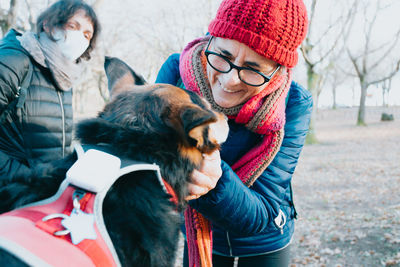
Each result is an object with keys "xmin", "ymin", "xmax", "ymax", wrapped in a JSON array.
[
  {"xmin": 185, "ymin": 170, "xmax": 215, "ymax": 200},
  {"xmin": 185, "ymin": 151, "xmax": 223, "ymax": 201},
  {"xmin": 185, "ymin": 150, "xmax": 223, "ymax": 201},
  {"xmin": 200, "ymin": 150, "xmax": 222, "ymax": 179}
]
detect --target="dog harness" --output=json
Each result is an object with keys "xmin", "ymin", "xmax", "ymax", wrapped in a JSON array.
[{"xmin": 0, "ymin": 144, "xmax": 175, "ymax": 267}]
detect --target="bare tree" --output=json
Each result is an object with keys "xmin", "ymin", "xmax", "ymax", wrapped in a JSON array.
[
  {"xmin": 0, "ymin": 0, "xmax": 18, "ymax": 36},
  {"xmin": 324, "ymin": 57, "xmax": 352, "ymax": 109},
  {"xmin": 346, "ymin": 0, "xmax": 400, "ymax": 125},
  {"xmin": 300, "ymin": 0, "xmax": 356, "ymax": 143},
  {"xmin": 1, "ymin": 0, "xmax": 52, "ymax": 36},
  {"xmin": 22, "ymin": 0, "xmax": 35, "ymax": 30},
  {"xmin": 381, "ymin": 77, "xmax": 393, "ymax": 107}
]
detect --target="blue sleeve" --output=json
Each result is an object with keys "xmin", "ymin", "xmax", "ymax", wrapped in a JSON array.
[
  {"xmin": 155, "ymin": 53, "xmax": 181, "ymax": 85},
  {"xmin": 189, "ymin": 82, "xmax": 313, "ymax": 235}
]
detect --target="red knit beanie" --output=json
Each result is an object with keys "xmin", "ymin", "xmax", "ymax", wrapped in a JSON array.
[{"xmin": 208, "ymin": 0, "xmax": 308, "ymax": 68}]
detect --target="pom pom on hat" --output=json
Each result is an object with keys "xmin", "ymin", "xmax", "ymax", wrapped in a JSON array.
[{"xmin": 208, "ymin": 0, "xmax": 308, "ymax": 68}]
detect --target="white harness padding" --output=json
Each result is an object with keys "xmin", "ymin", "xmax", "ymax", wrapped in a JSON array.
[
  {"xmin": 67, "ymin": 144, "xmax": 164, "ymax": 266},
  {"xmin": 66, "ymin": 148, "xmax": 121, "ymax": 193},
  {"xmin": 0, "ymin": 143, "xmax": 165, "ymax": 267},
  {"xmin": 69, "ymin": 143, "xmax": 164, "ymax": 193}
]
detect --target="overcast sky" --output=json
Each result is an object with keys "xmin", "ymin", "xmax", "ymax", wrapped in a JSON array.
[{"xmin": 1, "ymin": 0, "xmax": 399, "ymax": 107}]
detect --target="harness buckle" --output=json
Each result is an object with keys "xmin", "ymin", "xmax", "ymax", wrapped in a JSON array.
[{"xmin": 42, "ymin": 190, "xmax": 97, "ymax": 244}]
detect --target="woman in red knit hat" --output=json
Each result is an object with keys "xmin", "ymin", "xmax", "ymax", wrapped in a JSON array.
[{"xmin": 156, "ymin": 0, "xmax": 311, "ymax": 266}]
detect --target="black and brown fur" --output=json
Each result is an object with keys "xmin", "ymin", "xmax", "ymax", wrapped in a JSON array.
[{"xmin": 0, "ymin": 57, "xmax": 228, "ymax": 267}]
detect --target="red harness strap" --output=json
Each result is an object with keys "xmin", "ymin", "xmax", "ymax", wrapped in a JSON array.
[
  {"xmin": 162, "ymin": 178, "xmax": 179, "ymax": 206},
  {"xmin": 0, "ymin": 186, "xmax": 117, "ymax": 267}
]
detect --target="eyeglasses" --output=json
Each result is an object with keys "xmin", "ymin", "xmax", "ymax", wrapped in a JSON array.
[{"xmin": 204, "ymin": 37, "xmax": 281, "ymax": 87}]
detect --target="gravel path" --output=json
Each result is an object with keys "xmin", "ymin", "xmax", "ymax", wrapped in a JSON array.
[{"xmin": 291, "ymin": 107, "xmax": 400, "ymax": 267}]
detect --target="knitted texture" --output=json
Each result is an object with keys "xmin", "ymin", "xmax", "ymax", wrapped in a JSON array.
[
  {"xmin": 180, "ymin": 37, "xmax": 291, "ymax": 266},
  {"xmin": 185, "ymin": 206, "xmax": 212, "ymax": 267},
  {"xmin": 208, "ymin": 0, "xmax": 308, "ymax": 68}
]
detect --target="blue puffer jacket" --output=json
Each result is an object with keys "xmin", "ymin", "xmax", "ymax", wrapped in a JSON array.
[{"xmin": 156, "ymin": 53, "xmax": 312, "ymax": 256}]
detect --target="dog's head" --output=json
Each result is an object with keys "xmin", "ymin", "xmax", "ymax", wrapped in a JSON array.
[{"xmin": 75, "ymin": 57, "xmax": 229, "ymax": 204}]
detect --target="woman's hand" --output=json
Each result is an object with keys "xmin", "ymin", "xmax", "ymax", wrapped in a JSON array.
[{"xmin": 186, "ymin": 150, "xmax": 222, "ymax": 201}]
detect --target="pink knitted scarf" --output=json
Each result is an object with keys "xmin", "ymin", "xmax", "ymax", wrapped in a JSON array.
[{"xmin": 180, "ymin": 36, "xmax": 292, "ymax": 267}]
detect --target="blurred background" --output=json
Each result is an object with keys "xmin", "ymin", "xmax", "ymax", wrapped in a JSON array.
[
  {"xmin": 1, "ymin": 0, "xmax": 399, "ymax": 266},
  {"xmin": 1, "ymin": 0, "xmax": 399, "ymax": 124}
]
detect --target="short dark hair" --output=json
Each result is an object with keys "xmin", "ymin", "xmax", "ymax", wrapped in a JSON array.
[{"xmin": 36, "ymin": 0, "xmax": 101, "ymax": 62}]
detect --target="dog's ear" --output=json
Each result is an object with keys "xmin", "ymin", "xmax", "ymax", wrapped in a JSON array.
[
  {"xmin": 180, "ymin": 106, "xmax": 217, "ymax": 148},
  {"xmin": 104, "ymin": 56, "xmax": 146, "ymax": 99}
]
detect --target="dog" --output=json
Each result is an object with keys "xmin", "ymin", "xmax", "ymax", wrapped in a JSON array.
[{"xmin": 0, "ymin": 57, "xmax": 229, "ymax": 266}]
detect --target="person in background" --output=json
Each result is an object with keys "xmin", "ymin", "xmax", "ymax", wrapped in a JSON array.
[
  {"xmin": 156, "ymin": 0, "xmax": 311, "ymax": 266},
  {"xmin": 0, "ymin": 0, "xmax": 100, "ymax": 182}
]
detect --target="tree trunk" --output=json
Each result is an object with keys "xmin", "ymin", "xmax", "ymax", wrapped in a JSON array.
[
  {"xmin": 382, "ymin": 88, "xmax": 386, "ymax": 107},
  {"xmin": 357, "ymin": 82, "xmax": 368, "ymax": 126},
  {"xmin": 332, "ymin": 86, "xmax": 337, "ymax": 109},
  {"xmin": 0, "ymin": 0, "xmax": 18, "ymax": 35},
  {"xmin": 97, "ymin": 73, "xmax": 108, "ymax": 102},
  {"xmin": 305, "ymin": 66, "xmax": 319, "ymax": 144}
]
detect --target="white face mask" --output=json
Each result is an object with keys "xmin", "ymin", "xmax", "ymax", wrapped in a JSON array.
[{"xmin": 53, "ymin": 29, "xmax": 89, "ymax": 61}]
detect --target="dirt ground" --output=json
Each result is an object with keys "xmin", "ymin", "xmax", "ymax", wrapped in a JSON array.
[
  {"xmin": 175, "ymin": 106, "xmax": 400, "ymax": 267},
  {"xmin": 290, "ymin": 106, "xmax": 400, "ymax": 267}
]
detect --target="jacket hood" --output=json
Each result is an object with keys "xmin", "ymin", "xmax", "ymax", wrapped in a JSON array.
[{"xmin": 0, "ymin": 29, "xmax": 27, "ymax": 53}]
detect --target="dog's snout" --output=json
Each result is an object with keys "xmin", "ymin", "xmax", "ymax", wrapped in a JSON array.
[{"xmin": 209, "ymin": 112, "xmax": 229, "ymax": 145}]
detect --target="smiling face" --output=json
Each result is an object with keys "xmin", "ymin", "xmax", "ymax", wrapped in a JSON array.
[{"xmin": 206, "ymin": 37, "xmax": 281, "ymax": 108}]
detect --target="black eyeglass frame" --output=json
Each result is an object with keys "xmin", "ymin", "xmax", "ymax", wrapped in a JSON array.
[{"xmin": 204, "ymin": 36, "xmax": 281, "ymax": 87}]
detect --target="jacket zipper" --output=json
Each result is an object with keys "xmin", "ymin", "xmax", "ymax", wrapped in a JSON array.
[
  {"xmin": 57, "ymin": 91, "xmax": 66, "ymax": 158},
  {"xmin": 226, "ymin": 231, "xmax": 233, "ymax": 256}
]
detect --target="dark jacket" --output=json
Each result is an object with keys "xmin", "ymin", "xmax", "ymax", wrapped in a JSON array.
[
  {"xmin": 0, "ymin": 30, "xmax": 73, "ymax": 181},
  {"xmin": 156, "ymin": 53, "xmax": 313, "ymax": 256}
]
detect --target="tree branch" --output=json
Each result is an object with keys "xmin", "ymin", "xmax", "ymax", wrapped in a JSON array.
[
  {"xmin": 368, "ymin": 28, "xmax": 400, "ymax": 72},
  {"xmin": 347, "ymin": 48, "xmax": 363, "ymax": 79},
  {"xmin": 367, "ymin": 59, "xmax": 400, "ymax": 86}
]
